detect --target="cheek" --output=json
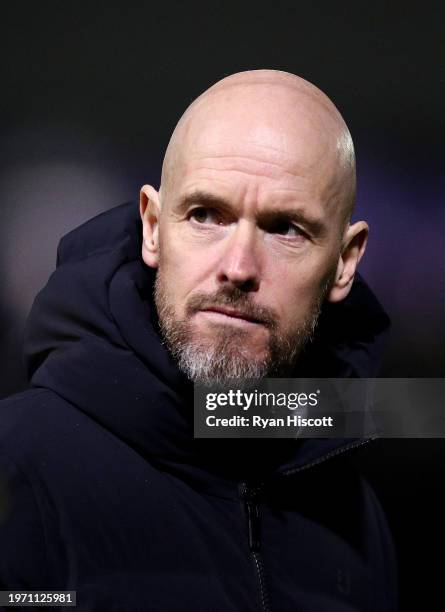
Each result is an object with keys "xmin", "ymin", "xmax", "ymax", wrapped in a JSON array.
[
  {"xmin": 160, "ymin": 226, "xmax": 222, "ymax": 288},
  {"xmin": 268, "ymin": 266, "xmax": 328, "ymax": 324},
  {"xmin": 160, "ymin": 224, "xmax": 204, "ymax": 268},
  {"xmin": 158, "ymin": 236, "xmax": 205, "ymax": 309},
  {"xmin": 268, "ymin": 261, "xmax": 316, "ymax": 296}
]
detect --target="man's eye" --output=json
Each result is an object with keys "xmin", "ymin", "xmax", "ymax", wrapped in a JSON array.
[
  {"xmin": 188, "ymin": 207, "xmax": 218, "ymax": 224},
  {"xmin": 269, "ymin": 220, "xmax": 305, "ymax": 238}
]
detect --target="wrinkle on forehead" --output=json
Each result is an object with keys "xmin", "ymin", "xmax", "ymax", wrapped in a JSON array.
[{"xmin": 160, "ymin": 70, "xmax": 356, "ymax": 225}]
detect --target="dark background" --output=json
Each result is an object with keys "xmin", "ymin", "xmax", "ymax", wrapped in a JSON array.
[{"xmin": 1, "ymin": 2, "xmax": 443, "ymax": 609}]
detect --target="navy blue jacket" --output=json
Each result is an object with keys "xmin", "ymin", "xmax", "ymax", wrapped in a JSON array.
[{"xmin": 0, "ymin": 202, "xmax": 397, "ymax": 611}]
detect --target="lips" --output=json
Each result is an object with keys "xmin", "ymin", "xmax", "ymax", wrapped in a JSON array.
[{"xmin": 201, "ymin": 306, "xmax": 262, "ymax": 324}]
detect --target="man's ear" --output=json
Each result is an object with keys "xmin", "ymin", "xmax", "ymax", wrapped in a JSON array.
[
  {"xmin": 327, "ymin": 221, "xmax": 369, "ymax": 303},
  {"xmin": 140, "ymin": 184, "xmax": 161, "ymax": 269}
]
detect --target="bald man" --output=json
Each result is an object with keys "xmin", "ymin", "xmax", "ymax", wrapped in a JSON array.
[
  {"xmin": 0, "ymin": 71, "xmax": 397, "ymax": 611},
  {"xmin": 141, "ymin": 70, "xmax": 365, "ymax": 385}
]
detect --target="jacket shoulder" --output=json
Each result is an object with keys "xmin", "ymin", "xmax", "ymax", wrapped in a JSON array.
[
  {"xmin": 0, "ymin": 388, "xmax": 76, "ymax": 456},
  {"xmin": 0, "ymin": 388, "xmax": 106, "ymax": 589},
  {"xmin": 0, "ymin": 387, "xmax": 63, "ymax": 413},
  {"xmin": 0, "ymin": 451, "xmax": 53, "ymax": 588},
  {"xmin": 0, "ymin": 390, "xmax": 68, "ymax": 589}
]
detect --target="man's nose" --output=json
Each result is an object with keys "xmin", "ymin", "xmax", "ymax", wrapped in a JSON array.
[{"xmin": 216, "ymin": 222, "xmax": 261, "ymax": 292}]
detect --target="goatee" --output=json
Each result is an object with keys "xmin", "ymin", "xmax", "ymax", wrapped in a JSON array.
[{"xmin": 154, "ymin": 271, "xmax": 329, "ymax": 386}]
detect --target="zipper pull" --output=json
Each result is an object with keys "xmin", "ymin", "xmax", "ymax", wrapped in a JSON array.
[{"xmin": 241, "ymin": 483, "xmax": 262, "ymax": 552}]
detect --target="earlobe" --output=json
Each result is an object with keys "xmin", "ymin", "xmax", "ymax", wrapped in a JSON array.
[
  {"xmin": 140, "ymin": 184, "xmax": 161, "ymax": 269},
  {"xmin": 327, "ymin": 270, "xmax": 355, "ymax": 303},
  {"xmin": 327, "ymin": 259, "xmax": 353, "ymax": 304}
]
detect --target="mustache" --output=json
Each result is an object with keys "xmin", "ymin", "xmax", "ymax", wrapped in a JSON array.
[{"xmin": 185, "ymin": 287, "xmax": 278, "ymax": 329}]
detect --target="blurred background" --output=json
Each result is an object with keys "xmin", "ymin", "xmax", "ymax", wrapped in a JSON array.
[{"xmin": 1, "ymin": 2, "xmax": 443, "ymax": 608}]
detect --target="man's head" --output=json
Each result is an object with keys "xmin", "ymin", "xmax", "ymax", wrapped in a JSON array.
[{"xmin": 140, "ymin": 70, "xmax": 368, "ymax": 384}]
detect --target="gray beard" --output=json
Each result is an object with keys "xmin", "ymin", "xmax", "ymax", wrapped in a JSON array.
[{"xmin": 154, "ymin": 272, "xmax": 327, "ymax": 386}]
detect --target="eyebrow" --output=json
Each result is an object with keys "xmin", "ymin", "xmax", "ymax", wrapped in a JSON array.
[{"xmin": 175, "ymin": 190, "xmax": 327, "ymax": 237}]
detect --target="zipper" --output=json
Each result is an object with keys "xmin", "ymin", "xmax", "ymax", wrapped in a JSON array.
[
  {"xmin": 252, "ymin": 550, "xmax": 271, "ymax": 612},
  {"xmin": 243, "ymin": 483, "xmax": 261, "ymax": 552},
  {"xmin": 240, "ymin": 437, "xmax": 375, "ymax": 612},
  {"xmin": 241, "ymin": 482, "xmax": 271, "ymax": 612}
]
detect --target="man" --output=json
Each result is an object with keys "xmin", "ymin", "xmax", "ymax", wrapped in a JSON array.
[{"xmin": 0, "ymin": 70, "xmax": 397, "ymax": 610}]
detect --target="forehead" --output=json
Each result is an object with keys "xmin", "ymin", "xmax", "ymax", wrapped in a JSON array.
[{"xmin": 165, "ymin": 84, "xmax": 347, "ymax": 216}]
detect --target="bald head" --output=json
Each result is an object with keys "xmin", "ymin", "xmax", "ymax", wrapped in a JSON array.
[{"xmin": 160, "ymin": 69, "xmax": 356, "ymax": 225}]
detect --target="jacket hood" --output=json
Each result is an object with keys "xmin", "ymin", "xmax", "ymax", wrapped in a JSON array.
[{"xmin": 24, "ymin": 202, "xmax": 390, "ymax": 491}]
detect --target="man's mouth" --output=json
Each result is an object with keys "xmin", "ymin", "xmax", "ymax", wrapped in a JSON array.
[{"xmin": 199, "ymin": 306, "xmax": 263, "ymax": 326}]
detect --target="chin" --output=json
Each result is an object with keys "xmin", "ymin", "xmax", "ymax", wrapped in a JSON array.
[{"xmin": 198, "ymin": 326, "xmax": 267, "ymax": 350}]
